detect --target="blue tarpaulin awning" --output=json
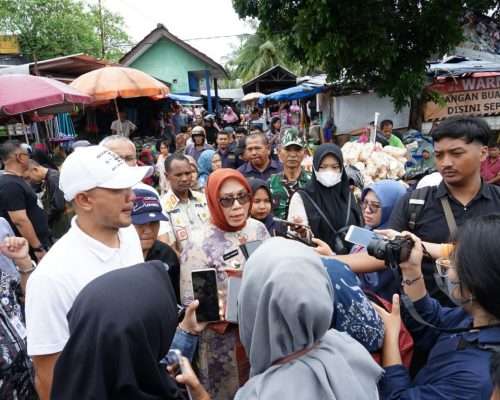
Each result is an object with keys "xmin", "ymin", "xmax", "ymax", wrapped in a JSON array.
[
  {"xmin": 167, "ymin": 93, "xmax": 202, "ymax": 103},
  {"xmin": 258, "ymin": 84, "xmax": 326, "ymax": 106}
]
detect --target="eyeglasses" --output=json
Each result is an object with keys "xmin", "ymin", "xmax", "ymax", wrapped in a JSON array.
[
  {"xmin": 435, "ymin": 258, "xmax": 456, "ymax": 277},
  {"xmin": 361, "ymin": 201, "xmax": 381, "ymax": 213},
  {"xmin": 219, "ymin": 192, "xmax": 251, "ymax": 208}
]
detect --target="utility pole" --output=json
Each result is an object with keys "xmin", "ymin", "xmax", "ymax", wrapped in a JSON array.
[{"xmin": 97, "ymin": 0, "xmax": 105, "ymax": 59}]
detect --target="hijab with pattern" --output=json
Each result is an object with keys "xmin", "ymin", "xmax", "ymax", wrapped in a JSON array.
[
  {"xmin": 236, "ymin": 237, "xmax": 382, "ymax": 399},
  {"xmin": 51, "ymin": 261, "xmax": 181, "ymax": 400},
  {"xmin": 206, "ymin": 168, "xmax": 252, "ymax": 232}
]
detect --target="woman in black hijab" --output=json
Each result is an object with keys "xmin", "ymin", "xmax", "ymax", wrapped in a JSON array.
[
  {"xmin": 288, "ymin": 144, "xmax": 362, "ymax": 254},
  {"xmin": 51, "ymin": 261, "xmax": 207, "ymax": 400},
  {"xmin": 248, "ymin": 178, "xmax": 286, "ymax": 237}
]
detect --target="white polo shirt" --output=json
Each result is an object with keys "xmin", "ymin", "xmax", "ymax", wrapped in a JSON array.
[{"xmin": 26, "ymin": 218, "xmax": 143, "ymax": 356}]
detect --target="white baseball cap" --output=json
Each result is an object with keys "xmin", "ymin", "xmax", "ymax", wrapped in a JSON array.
[{"xmin": 59, "ymin": 146, "xmax": 153, "ymax": 201}]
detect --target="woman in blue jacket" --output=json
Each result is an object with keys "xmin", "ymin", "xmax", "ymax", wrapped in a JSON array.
[{"xmin": 376, "ymin": 214, "xmax": 500, "ymax": 399}]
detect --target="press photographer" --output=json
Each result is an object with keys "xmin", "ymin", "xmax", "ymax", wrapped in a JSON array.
[{"xmin": 374, "ymin": 215, "xmax": 500, "ymax": 399}]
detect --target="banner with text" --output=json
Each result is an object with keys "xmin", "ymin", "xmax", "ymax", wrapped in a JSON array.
[{"xmin": 423, "ymin": 75, "xmax": 500, "ymax": 121}]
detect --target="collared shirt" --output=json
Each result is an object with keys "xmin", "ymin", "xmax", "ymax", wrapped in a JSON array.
[
  {"xmin": 268, "ymin": 168, "xmax": 311, "ymax": 219},
  {"xmin": 481, "ymin": 156, "xmax": 500, "ymax": 183},
  {"xmin": 161, "ymin": 189, "xmax": 210, "ymax": 252},
  {"xmin": 217, "ymin": 148, "xmax": 237, "ymax": 169},
  {"xmin": 237, "ymin": 159, "xmax": 283, "ymax": 181},
  {"xmin": 26, "ymin": 219, "xmax": 143, "ymax": 355},
  {"xmin": 380, "ymin": 294, "xmax": 500, "ymax": 399},
  {"xmin": 388, "ymin": 180, "xmax": 500, "ymax": 302}
]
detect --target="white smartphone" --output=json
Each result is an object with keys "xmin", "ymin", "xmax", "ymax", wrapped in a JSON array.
[
  {"xmin": 225, "ymin": 276, "xmax": 242, "ymax": 323},
  {"xmin": 345, "ymin": 225, "xmax": 380, "ymax": 247}
]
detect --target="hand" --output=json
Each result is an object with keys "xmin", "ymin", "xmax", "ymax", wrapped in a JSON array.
[
  {"xmin": 290, "ymin": 216, "xmax": 308, "ymax": 237},
  {"xmin": 372, "ymin": 294, "xmax": 402, "ymax": 341},
  {"xmin": 179, "ymin": 300, "xmax": 208, "ymax": 334},
  {"xmin": 174, "ymin": 357, "xmax": 210, "ymax": 400},
  {"xmin": 33, "ymin": 248, "xmax": 47, "ymax": 262},
  {"xmin": 399, "ymin": 231, "xmax": 423, "ymax": 276},
  {"xmin": 374, "ymin": 229, "xmax": 402, "ymax": 240},
  {"xmin": 0, "ymin": 237, "xmax": 29, "ymax": 261},
  {"xmin": 312, "ymin": 238, "xmax": 335, "ymax": 257}
]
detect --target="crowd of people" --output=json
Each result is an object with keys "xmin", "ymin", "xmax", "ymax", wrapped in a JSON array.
[{"xmin": 0, "ymin": 113, "xmax": 499, "ymax": 400}]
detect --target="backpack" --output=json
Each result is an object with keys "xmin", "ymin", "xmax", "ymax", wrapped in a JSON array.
[{"xmin": 365, "ymin": 291, "xmax": 414, "ymax": 369}]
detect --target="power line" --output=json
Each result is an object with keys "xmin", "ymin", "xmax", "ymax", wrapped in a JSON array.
[{"xmin": 183, "ymin": 33, "xmax": 252, "ymax": 41}]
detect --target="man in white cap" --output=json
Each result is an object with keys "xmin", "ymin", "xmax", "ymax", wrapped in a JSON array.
[{"xmin": 25, "ymin": 146, "xmax": 151, "ymax": 400}]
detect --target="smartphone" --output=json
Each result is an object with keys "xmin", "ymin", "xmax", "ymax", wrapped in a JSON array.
[
  {"xmin": 191, "ymin": 268, "xmax": 220, "ymax": 323},
  {"xmin": 166, "ymin": 349, "xmax": 193, "ymax": 400},
  {"xmin": 239, "ymin": 240, "xmax": 263, "ymax": 259},
  {"xmin": 225, "ymin": 276, "xmax": 242, "ymax": 323},
  {"xmin": 345, "ymin": 225, "xmax": 379, "ymax": 247}
]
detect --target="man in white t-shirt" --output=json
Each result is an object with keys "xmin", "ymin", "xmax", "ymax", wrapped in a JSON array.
[
  {"xmin": 99, "ymin": 135, "xmax": 170, "ymax": 244},
  {"xmin": 110, "ymin": 111, "xmax": 137, "ymax": 137},
  {"xmin": 25, "ymin": 146, "xmax": 151, "ymax": 400}
]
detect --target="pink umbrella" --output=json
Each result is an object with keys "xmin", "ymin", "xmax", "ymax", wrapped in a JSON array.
[{"xmin": 0, "ymin": 74, "xmax": 92, "ymax": 116}]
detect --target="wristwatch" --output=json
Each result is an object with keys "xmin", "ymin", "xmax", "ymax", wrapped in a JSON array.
[
  {"xmin": 31, "ymin": 245, "xmax": 46, "ymax": 252},
  {"xmin": 16, "ymin": 260, "xmax": 37, "ymax": 275}
]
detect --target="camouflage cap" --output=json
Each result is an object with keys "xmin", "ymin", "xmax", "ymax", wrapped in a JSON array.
[{"xmin": 281, "ymin": 127, "xmax": 305, "ymax": 148}]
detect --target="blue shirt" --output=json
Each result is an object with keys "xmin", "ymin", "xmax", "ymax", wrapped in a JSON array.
[
  {"xmin": 237, "ymin": 159, "xmax": 282, "ymax": 181},
  {"xmin": 380, "ymin": 294, "xmax": 500, "ymax": 399},
  {"xmin": 323, "ymin": 258, "xmax": 384, "ymax": 352},
  {"xmin": 217, "ymin": 148, "xmax": 237, "ymax": 169}
]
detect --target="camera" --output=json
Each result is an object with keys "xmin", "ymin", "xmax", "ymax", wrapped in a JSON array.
[{"xmin": 367, "ymin": 236, "xmax": 414, "ymax": 266}]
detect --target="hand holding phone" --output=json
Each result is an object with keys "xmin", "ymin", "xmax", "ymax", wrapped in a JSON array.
[{"xmin": 191, "ymin": 269, "xmax": 221, "ymax": 323}]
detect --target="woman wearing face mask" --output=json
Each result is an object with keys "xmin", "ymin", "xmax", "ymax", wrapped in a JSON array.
[
  {"xmin": 375, "ymin": 215, "xmax": 500, "ymax": 399},
  {"xmin": 180, "ymin": 169, "xmax": 270, "ymax": 400},
  {"xmin": 288, "ymin": 143, "xmax": 362, "ymax": 254}
]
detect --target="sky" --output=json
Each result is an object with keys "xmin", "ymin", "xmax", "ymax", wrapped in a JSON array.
[{"xmin": 100, "ymin": 0, "xmax": 255, "ymax": 64}]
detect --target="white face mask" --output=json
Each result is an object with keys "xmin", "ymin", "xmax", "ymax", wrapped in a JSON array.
[
  {"xmin": 442, "ymin": 276, "xmax": 474, "ymax": 307},
  {"xmin": 315, "ymin": 170, "xmax": 342, "ymax": 187}
]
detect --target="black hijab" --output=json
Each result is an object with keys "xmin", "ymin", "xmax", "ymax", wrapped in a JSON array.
[
  {"xmin": 301, "ymin": 144, "xmax": 361, "ymax": 248},
  {"xmin": 51, "ymin": 261, "xmax": 180, "ymax": 400},
  {"xmin": 248, "ymin": 178, "xmax": 275, "ymax": 232}
]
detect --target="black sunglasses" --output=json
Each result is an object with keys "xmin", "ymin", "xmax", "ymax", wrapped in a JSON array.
[{"xmin": 219, "ymin": 192, "xmax": 251, "ymax": 208}]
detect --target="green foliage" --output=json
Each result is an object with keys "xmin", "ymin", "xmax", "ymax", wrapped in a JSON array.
[
  {"xmin": 225, "ymin": 30, "xmax": 304, "ymax": 82},
  {"xmin": 0, "ymin": 0, "xmax": 130, "ymax": 62},
  {"xmin": 233, "ymin": 0, "xmax": 499, "ymax": 109}
]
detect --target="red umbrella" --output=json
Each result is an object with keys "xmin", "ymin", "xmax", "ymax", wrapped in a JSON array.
[{"xmin": 0, "ymin": 74, "xmax": 92, "ymax": 116}]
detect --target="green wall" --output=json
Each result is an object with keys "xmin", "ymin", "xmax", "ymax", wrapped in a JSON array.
[{"xmin": 130, "ymin": 37, "xmax": 210, "ymax": 93}]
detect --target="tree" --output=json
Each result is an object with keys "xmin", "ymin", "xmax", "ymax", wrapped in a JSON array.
[
  {"xmin": 225, "ymin": 30, "xmax": 304, "ymax": 82},
  {"xmin": 232, "ymin": 0, "xmax": 497, "ymax": 109},
  {"xmin": 0, "ymin": 0, "xmax": 130, "ymax": 63}
]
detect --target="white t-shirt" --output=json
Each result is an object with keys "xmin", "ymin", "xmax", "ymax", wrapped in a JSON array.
[
  {"xmin": 26, "ymin": 219, "xmax": 143, "ymax": 356},
  {"xmin": 110, "ymin": 119, "xmax": 136, "ymax": 137}
]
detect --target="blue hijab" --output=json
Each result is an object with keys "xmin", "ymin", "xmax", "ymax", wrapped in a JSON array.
[
  {"xmin": 359, "ymin": 180, "xmax": 407, "ymax": 300},
  {"xmin": 361, "ymin": 180, "xmax": 407, "ymax": 229},
  {"xmin": 197, "ymin": 149, "xmax": 216, "ymax": 187}
]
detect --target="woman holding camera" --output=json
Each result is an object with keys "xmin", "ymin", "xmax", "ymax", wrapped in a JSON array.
[{"xmin": 375, "ymin": 215, "xmax": 500, "ymax": 399}]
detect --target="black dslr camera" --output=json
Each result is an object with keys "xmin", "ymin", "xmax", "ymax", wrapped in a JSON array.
[{"xmin": 367, "ymin": 236, "xmax": 414, "ymax": 267}]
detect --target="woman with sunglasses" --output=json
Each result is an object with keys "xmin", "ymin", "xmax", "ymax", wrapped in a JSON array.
[
  {"xmin": 375, "ymin": 215, "xmax": 500, "ymax": 399},
  {"xmin": 355, "ymin": 180, "xmax": 407, "ymax": 300},
  {"xmin": 180, "ymin": 168, "xmax": 270, "ymax": 400}
]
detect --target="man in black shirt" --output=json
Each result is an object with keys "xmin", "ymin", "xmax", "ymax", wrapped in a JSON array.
[
  {"xmin": 333, "ymin": 116, "xmax": 500, "ymax": 304},
  {"xmin": 0, "ymin": 141, "xmax": 50, "ymax": 260},
  {"xmin": 131, "ymin": 188, "xmax": 180, "ymax": 303},
  {"xmin": 25, "ymin": 159, "xmax": 69, "ymax": 240}
]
